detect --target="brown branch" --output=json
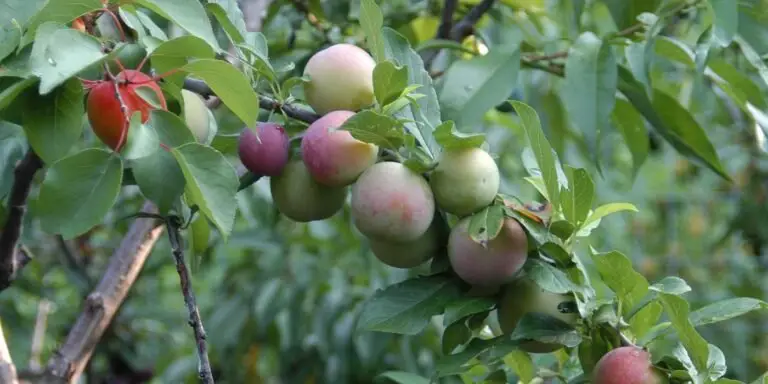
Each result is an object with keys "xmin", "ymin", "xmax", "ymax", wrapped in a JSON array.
[
  {"xmin": 450, "ymin": 0, "xmax": 495, "ymax": 41},
  {"xmin": 0, "ymin": 320, "xmax": 18, "ymax": 384},
  {"xmin": 42, "ymin": 201, "xmax": 164, "ymax": 383},
  {"xmin": 166, "ymin": 216, "xmax": 214, "ymax": 383},
  {"xmin": 0, "ymin": 150, "xmax": 43, "ymax": 293}
]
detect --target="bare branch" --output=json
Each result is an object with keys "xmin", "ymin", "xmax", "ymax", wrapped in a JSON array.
[
  {"xmin": 0, "ymin": 150, "xmax": 43, "ymax": 293},
  {"xmin": 0, "ymin": 320, "xmax": 18, "ymax": 384},
  {"xmin": 28, "ymin": 299, "xmax": 53, "ymax": 372},
  {"xmin": 450, "ymin": 0, "xmax": 495, "ymax": 42},
  {"xmin": 423, "ymin": 0, "xmax": 459, "ymax": 68},
  {"xmin": 43, "ymin": 201, "xmax": 164, "ymax": 383},
  {"xmin": 166, "ymin": 216, "xmax": 214, "ymax": 383}
]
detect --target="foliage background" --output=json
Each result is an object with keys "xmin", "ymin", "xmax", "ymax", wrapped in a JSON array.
[{"xmin": 1, "ymin": 0, "xmax": 767, "ymax": 383}]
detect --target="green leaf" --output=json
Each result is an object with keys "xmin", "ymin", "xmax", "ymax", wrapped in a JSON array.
[
  {"xmin": 357, "ymin": 274, "xmax": 462, "ymax": 335},
  {"xmin": 442, "ymin": 321, "xmax": 471, "ymax": 354},
  {"xmin": 121, "ymin": 112, "xmax": 160, "ymax": 160},
  {"xmin": 443, "ymin": 296, "xmax": 496, "ymax": 326},
  {"xmin": 22, "ymin": 77, "xmax": 83, "ymax": 163},
  {"xmin": 0, "ymin": 122, "xmax": 26, "ymax": 199},
  {"xmin": 526, "ymin": 259, "xmax": 579, "ymax": 295},
  {"xmin": 30, "ymin": 23, "xmax": 106, "ymax": 94},
  {"xmin": 182, "ymin": 59, "xmax": 259, "ymax": 128},
  {"xmin": 630, "ymin": 301, "xmax": 663, "ymax": 340},
  {"xmin": 382, "ymin": 27, "xmax": 441, "ymax": 158},
  {"xmin": 118, "ymin": 7, "xmax": 148, "ymax": 41},
  {"xmin": 149, "ymin": 35, "xmax": 215, "ymax": 88},
  {"xmin": 649, "ymin": 276, "xmax": 691, "ymax": 295},
  {"xmin": 171, "ymin": 143, "xmax": 239, "ymax": 239},
  {"xmin": 560, "ymin": 166, "xmax": 594, "ymax": 228},
  {"xmin": 374, "ymin": 371, "xmax": 430, "ymax": 384},
  {"xmin": 37, "ymin": 149, "xmax": 123, "ymax": 239},
  {"xmin": 468, "ymin": 204, "xmax": 505, "ymax": 244},
  {"xmin": 0, "ymin": 0, "xmax": 47, "ymax": 29},
  {"xmin": 134, "ymin": 8, "xmax": 168, "ymax": 40},
  {"xmin": 415, "ymin": 39, "xmax": 477, "ymax": 55},
  {"xmin": 189, "ymin": 213, "xmax": 211, "ymax": 272},
  {"xmin": 340, "ymin": 109, "xmax": 405, "ymax": 149},
  {"xmin": 132, "ymin": 149, "xmax": 185, "ymax": 215},
  {"xmin": 690, "ymin": 298, "xmax": 768, "ymax": 327},
  {"xmin": 135, "ymin": 85, "xmax": 164, "ymax": 109},
  {"xmin": 707, "ymin": 58, "xmax": 767, "ymax": 110},
  {"xmin": 373, "ymin": 61, "xmax": 407, "ymax": 106},
  {"xmin": 612, "ymin": 98, "xmax": 649, "ymax": 177},
  {"xmin": 653, "ymin": 36, "xmax": 695, "ymax": 69},
  {"xmin": 21, "ymin": 0, "xmax": 102, "ymax": 46},
  {"xmin": 502, "ymin": 351, "xmax": 535, "ymax": 383},
  {"xmin": 591, "ymin": 250, "xmax": 649, "ymax": 319},
  {"xmin": 439, "ymin": 43, "xmax": 521, "ymax": 129},
  {"xmin": 206, "ymin": 0, "xmax": 247, "ymax": 44},
  {"xmin": 511, "ymin": 101, "xmax": 562, "ymax": 209},
  {"xmin": 0, "ymin": 77, "xmax": 37, "ymax": 112},
  {"xmin": 709, "ymin": 0, "xmax": 738, "ymax": 47},
  {"xmin": 146, "ymin": 110, "xmax": 197, "ymax": 147},
  {"xmin": 658, "ymin": 294, "xmax": 710, "ymax": 375},
  {"xmin": 508, "ymin": 312, "xmax": 581, "ymax": 347},
  {"xmin": 135, "ymin": 0, "xmax": 220, "ymax": 51},
  {"xmin": 360, "ymin": 0, "xmax": 385, "ymax": 62},
  {"xmin": 561, "ymin": 31, "xmax": 617, "ymax": 160},
  {"xmin": 0, "ymin": 25, "xmax": 21, "ymax": 62},
  {"xmin": 706, "ymin": 344, "xmax": 727, "ymax": 381},
  {"xmin": 581, "ymin": 202, "xmax": 638, "ymax": 229},
  {"xmin": 433, "ymin": 120, "xmax": 485, "ymax": 150}
]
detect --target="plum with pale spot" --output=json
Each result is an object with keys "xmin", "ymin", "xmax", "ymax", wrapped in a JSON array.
[
  {"xmin": 351, "ymin": 161, "xmax": 435, "ymax": 242},
  {"xmin": 303, "ymin": 43, "xmax": 375, "ymax": 115},
  {"xmin": 270, "ymin": 160, "xmax": 347, "ymax": 222},
  {"xmin": 593, "ymin": 346, "xmax": 668, "ymax": 384},
  {"xmin": 301, "ymin": 110, "xmax": 379, "ymax": 187}
]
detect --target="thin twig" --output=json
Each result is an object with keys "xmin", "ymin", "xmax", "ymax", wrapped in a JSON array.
[
  {"xmin": 166, "ymin": 216, "xmax": 214, "ymax": 384},
  {"xmin": 450, "ymin": 0, "xmax": 495, "ymax": 42},
  {"xmin": 0, "ymin": 150, "xmax": 43, "ymax": 293},
  {"xmin": 423, "ymin": 0, "xmax": 458, "ymax": 67},
  {"xmin": 0, "ymin": 320, "xmax": 18, "ymax": 384},
  {"xmin": 43, "ymin": 202, "xmax": 164, "ymax": 383},
  {"xmin": 28, "ymin": 299, "xmax": 53, "ymax": 372}
]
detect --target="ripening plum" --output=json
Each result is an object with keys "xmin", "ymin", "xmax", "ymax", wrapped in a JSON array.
[
  {"xmin": 497, "ymin": 277, "xmax": 580, "ymax": 353},
  {"xmin": 181, "ymin": 89, "xmax": 210, "ymax": 143},
  {"xmin": 301, "ymin": 110, "xmax": 378, "ymax": 187},
  {"xmin": 447, "ymin": 217, "xmax": 528, "ymax": 287},
  {"xmin": 270, "ymin": 160, "xmax": 347, "ymax": 222},
  {"xmin": 367, "ymin": 212, "xmax": 448, "ymax": 269},
  {"xmin": 351, "ymin": 162, "xmax": 435, "ymax": 242},
  {"xmin": 303, "ymin": 44, "xmax": 375, "ymax": 115},
  {"xmin": 593, "ymin": 346, "xmax": 669, "ymax": 384},
  {"xmin": 238, "ymin": 123, "xmax": 290, "ymax": 177},
  {"xmin": 430, "ymin": 147, "xmax": 500, "ymax": 217}
]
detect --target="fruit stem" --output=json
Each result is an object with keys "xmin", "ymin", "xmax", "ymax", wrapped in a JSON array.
[
  {"xmin": 129, "ymin": 68, "xmax": 181, "ymax": 85},
  {"xmin": 104, "ymin": 62, "xmax": 131, "ymax": 152}
]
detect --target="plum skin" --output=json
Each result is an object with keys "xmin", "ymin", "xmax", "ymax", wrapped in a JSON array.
[
  {"xmin": 447, "ymin": 217, "xmax": 528, "ymax": 287},
  {"xmin": 269, "ymin": 160, "xmax": 347, "ymax": 222},
  {"xmin": 302, "ymin": 43, "xmax": 376, "ymax": 115},
  {"xmin": 367, "ymin": 212, "xmax": 448, "ymax": 269},
  {"xmin": 593, "ymin": 346, "xmax": 669, "ymax": 384},
  {"xmin": 430, "ymin": 147, "xmax": 500, "ymax": 217},
  {"xmin": 497, "ymin": 277, "xmax": 580, "ymax": 353},
  {"xmin": 351, "ymin": 162, "xmax": 435, "ymax": 242},
  {"xmin": 301, "ymin": 110, "xmax": 378, "ymax": 187},
  {"xmin": 238, "ymin": 123, "xmax": 290, "ymax": 177}
]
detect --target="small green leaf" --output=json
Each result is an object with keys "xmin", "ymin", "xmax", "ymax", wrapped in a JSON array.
[
  {"xmin": 0, "ymin": 25, "xmax": 21, "ymax": 62},
  {"xmin": 357, "ymin": 274, "xmax": 463, "ymax": 335},
  {"xmin": 612, "ymin": 98, "xmax": 649, "ymax": 177},
  {"xmin": 135, "ymin": 0, "xmax": 220, "ymax": 51},
  {"xmin": 689, "ymin": 298, "xmax": 768, "ymax": 327},
  {"xmin": 374, "ymin": 371, "xmax": 430, "ymax": 384},
  {"xmin": 468, "ymin": 204, "xmax": 505, "ymax": 244},
  {"xmin": 581, "ymin": 202, "xmax": 639, "ymax": 229},
  {"xmin": 37, "ymin": 149, "xmax": 123, "ymax": 239},
  {"xmin": 21, "ymin": 0, "xmax": 102, "ymax": 46},
  {"xmin": 443, "ymin": 296, "xmax": 496, "ymax": 326},
  {"xmin": 121, "ymin": 112, "xmax": 159, "ymax": 160},
  {"xmin": 135, "ymin": 85, "xmax": 164, "ymax": 109},
  {"xmin": 373, "ymin": 61, "xmax": 408, "ymax": 106},
  {"xmin": 511, "ymin": 101, "xmax": 562, "ymax": 209},
  {"xmin": 442, "ymin": 321, "xmax": 472, "ymax": 354},
  {"xmin": 0, "ymin": 77, "xmax": 37, "ymax": 112},
  {"xmin": 0, "ymin": 122, "xmax": 26, "ymax": 199},
  {"xmin": 440, "ymin": 43, "xmax": 521, "ymax": 128},
  {"xmin": 433, "ymin": 121, "xmax": 485, "ymax": 150},
  {"xmin": 206, "ymin": 0, "xmax": 247, "ymax": 44},
  {"xmin": 22, "ymin": 77, "xmax": 83, "ymax": 163},
  {"xmin": 591, "ymin": 250, "xmax": 649, "ymax": 319},
  {"xmin": 658, "ymin": 293, "xmax": 710, "ymax": 375},
  {"xmin": 182, "ymin": 59, "xmax": 260, "ymax": 128},
  {"xmin": 340, "ymin": 109, "xmax": 405, "ymax": 149},
  {"xmin": 134, "ymin": 8, "xmax": 169, "ymax": 40},
  {"xmin": 280, "ymin": 75, "xmax": 309, "ymax": 100},
  {"xmin": 562, "ymin": 31, "xmax": 617, "ymax": 163},
  {"xmin": 503, "ymin": 351, "xmax": 535, "ymax": 383},
  {"xmin": 649, "ymin": 276, "xmax": 691, "ymax": 295},
  {"xmin": 709, "ymin": 0, "xmax": 738, "ymax": 47},
  {"xmin": 132, "ymin": 149, "xmax": 184, "ymax": 215},
  {"xmin": 560, "ymin": 166, "xmax": 594, "ymax": 228},
  {"xmin": 360, "ymin": 0, "xmax": 385, "ymax": 62},
  {"xmin": 149, "ymin": 35, "xmax": 216, "ymax": 88},
  {"xmin": 525, "ymin": 259, "xmax": 579, "ymax": 295},
  {"xmin": 146, "ymin": 109, "xmax": 197, "ymax": 147},
  {"xmin": 508, "ymin": 312, "xmax": 581, "ymax": 347},
  {"xmin": 171, "ymin": 143, "xmax": 239, "ymax": 239},
  {"xmin": 189, "ymin": 214, "xmax": 211, "ymax": 272}
]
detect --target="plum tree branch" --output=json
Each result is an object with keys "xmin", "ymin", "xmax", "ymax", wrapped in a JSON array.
[
  {"xmin": 0, "ymin": 320, "xmax": 18, "ymax": 384},
  {"xmin": 42, "ymin": 201, "xmax": 164, "ymax": 383},
  {"xmin": 423, "ymin": 0, "xmax": 458, "ymax": 67},
  {"xmin": 182, "ymin": 78, "xmax": 320, "ymax": 124},
  {"xmin": 450, "ymin": 0, "xmax": 495, "ymax": 41},
  {"xmin": 0, "ymin": 149, "xmax": 43, "ymax": 293},
  {"xmin": 166, "ymin": 216, "xmax": 214, "ymax": 384}
]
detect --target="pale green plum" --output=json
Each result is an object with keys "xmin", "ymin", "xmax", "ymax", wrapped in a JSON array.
[
  {"xmin": 367, "ymin": 213, "xmax": 448, "ymax": 269},
  {"xmin": 270, "ymin": 160, "xmax": 348, "ymax": 222},
  {"xmin": 430, "ymin": 147, "xmax": 500, "ymax": 217},
  {"xmin": 303, "ymin": 44, "xmax": 375, "ymax": 115}
]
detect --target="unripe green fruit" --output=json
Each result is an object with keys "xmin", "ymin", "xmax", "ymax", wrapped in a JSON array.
[
  {"xmin": 430, "ymin": 147, "xmax": 500, "ymax": 217},
  {"xmin": 367, "ymin": 213, "xmax": 448, "ymax": 269},
  {"xmin": 447, "ymin": 217, "xmax": 528, "ymax": 287},
  {"xmin": 593, "ymin": 346, "xmax": 669, "ymax": 384},
  {"xmin": 303, "ymin": 43, "xmax": 375, "ymax": 115},
  {"xmin": 351, "ymin": 162, "xmax": 435, "ymax": 242},
  {"xmin": 497, "ymin": 277, "xmax": 579, "ymax": 353},
  {"xmin": 181, "ymin": 89, "xmax": 210, "ymax": 143},
  {"xmin": 301, "ymin": 110, "xmax": 378, "ymax": 187},
  {"xmin": 270, "ymin": 160, "xmax": 347, "ymax": 222}
]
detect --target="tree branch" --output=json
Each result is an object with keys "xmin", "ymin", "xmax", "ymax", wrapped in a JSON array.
[
  {"xmin": 28, "ymin": 299, "xmax": 52, "ymax": 372},
  {"xmin": 0, "ymin": 150, "xmax": 43, "ymax": 293},
  {"xmin": 450, "ymin": 0, "xmax": 495, "ymax": 41},
  {"xmin": 43, "ymin": 201, "xmax": 164, "ymax": 383},
  {"xmin": 0, "ymin": 320, "xmax": 18, "ymax": 384},
  {"xmin": 423, "ymin": 0, "xmax": 458, "ymax": 67},
  {"xmin": 166, "ymin": 216, "xmax": 214, "ymax": 384},
  {"xmin": 182, "ymin": 78, "xmax": 320, "ymax": 124}
]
